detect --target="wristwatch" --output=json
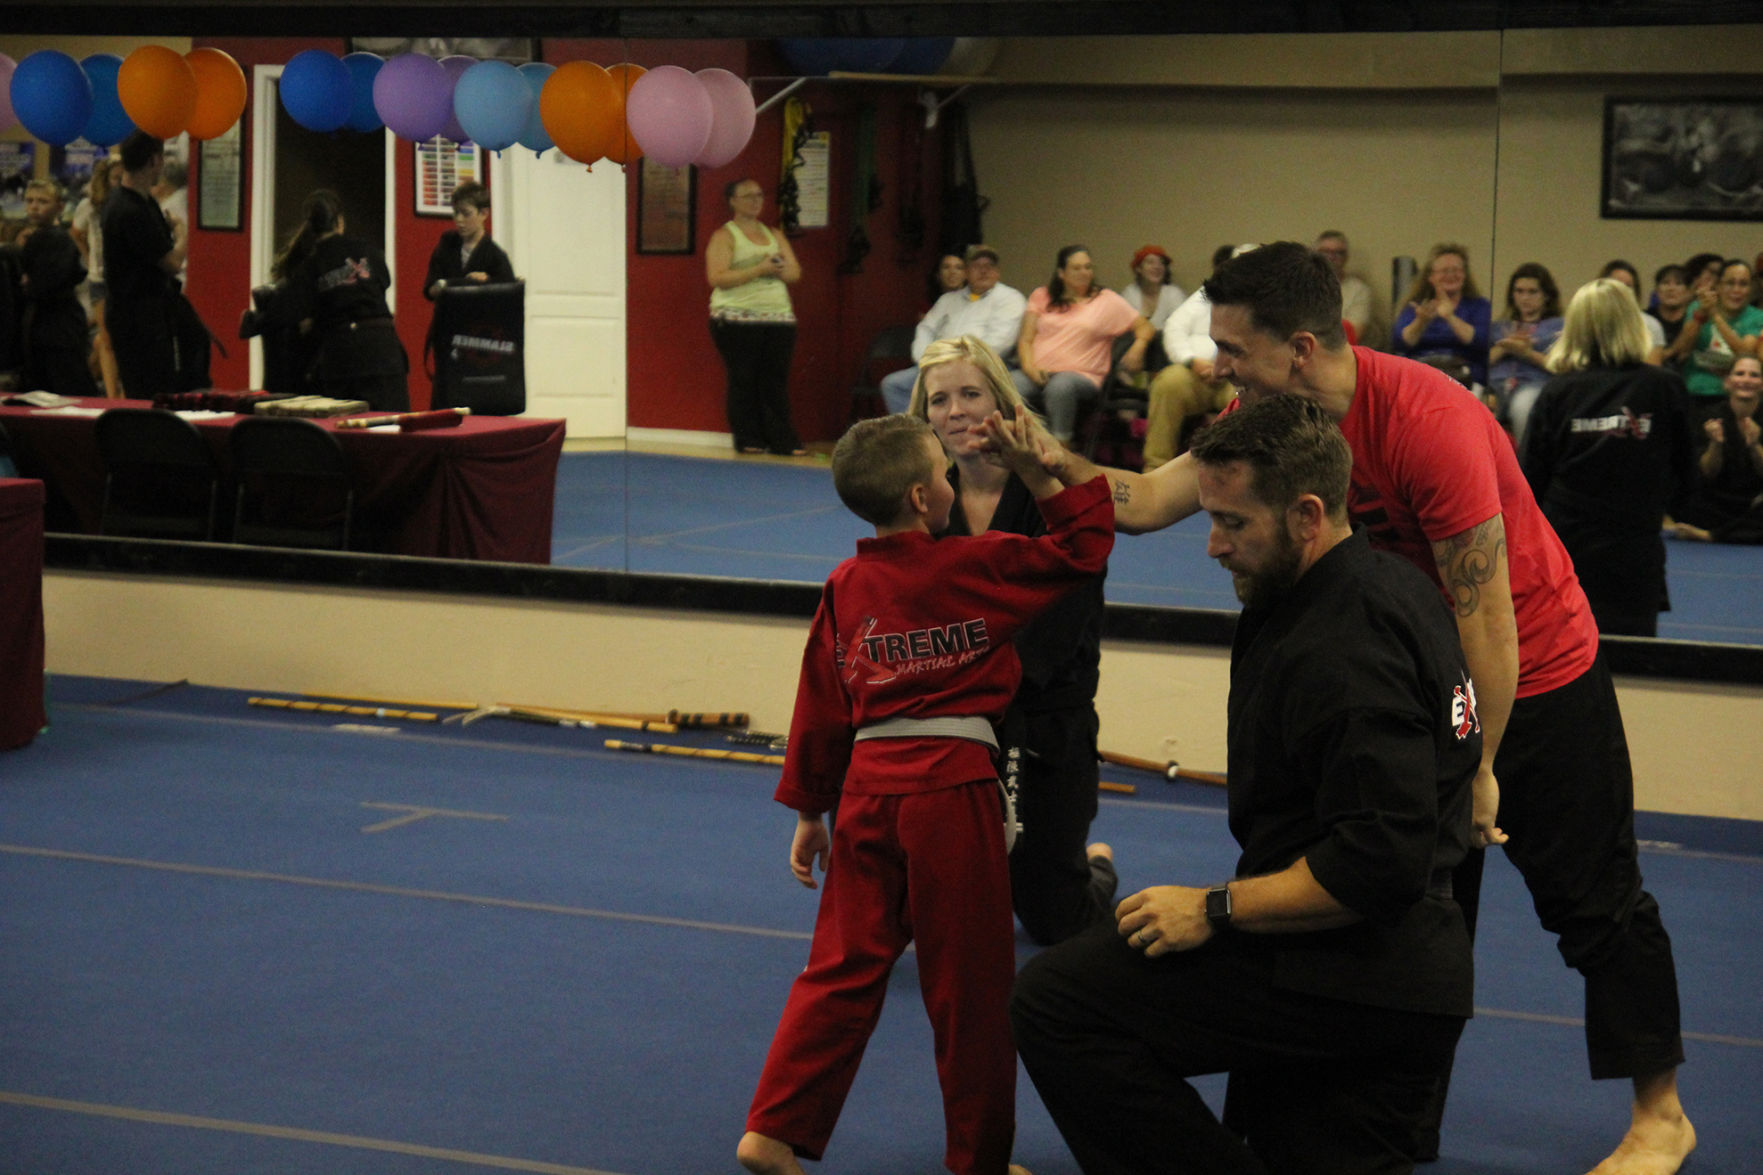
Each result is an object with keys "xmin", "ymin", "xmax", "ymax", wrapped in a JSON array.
[{"xmin": 1204, "ymin": 883, "xmax": 1233, "ymax": 932}]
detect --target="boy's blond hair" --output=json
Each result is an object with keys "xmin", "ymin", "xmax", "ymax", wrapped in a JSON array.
[{"xmin": 831, "ymin": 414, "xmax": 939, "ymax": 526}]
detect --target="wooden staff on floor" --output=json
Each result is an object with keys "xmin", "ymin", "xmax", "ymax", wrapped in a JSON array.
[
  {"xmin": 250, "ymin": 697, "xmax": 440, "ymax": 722},
  {"xmin": 603, "ymin": 739, "xmax": 785, "ymax": 767},
  {"xmin": 1099, "ymin": 749, "xmax": 1227, "ymax": 787}
]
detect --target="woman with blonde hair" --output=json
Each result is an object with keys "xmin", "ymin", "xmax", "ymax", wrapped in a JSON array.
[
  {"xmin": 1392, "ymin": 242, "xmax": 1492, "ymax": 387},
  {"xmin": 1520, "ymin": 278, "xmax": 1696, "ymax": 635},
  {"xmin": 909, "ymin": 334, "xmax": 1118, "ymax": 947}
]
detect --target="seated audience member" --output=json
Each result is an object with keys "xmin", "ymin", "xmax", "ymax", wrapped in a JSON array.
[
  {"xmin": 1315, "ymin": 230, "xmax": 1377, "ymax": 345},
  {"xmin": 1669, "ymin": 258, "xmax": 1762, "ymax": 421},
  {"xmin": 13, "ymin": 180, "xmax": 97, "ymax": 398},
  {"xmin": 1647, "ymin": 264, "xmax": 1694, "ymax": 362},
  {"xmin": 1521, "ymin": 278, "xmax": 1696, "ymax": 636},
  {"xmin": 926, "ymin": 251, "xmax": 967, "ymax": 305},
  {"xmin": 1670, "ymin": 355, "xmax": 1763, "ymax": 543},
  {"xmin": 1392, "ymin": 242, "xmax": 1492, "ymax": 388},
  {"xmin": 1681, "ymin": 252, "xmax": 1725, "ymax": 308},
  {"xmin": 1119, "ymin": 244, "xmax": 1185, "ymax": 331},
  {"xmin": 1601, "ymin": 258, "xmax": 1666, "ymax": 358},
  {"xmin": 1140, "ymin": 243, "xmax": 1252, "ymax": 470},
  {"xmin": 1012, "ymin": 394, "xmax": 1478, "ymax": 1175},
  {"xmin": 1012, "ymin": 244, "xmax": 1153, "ymax": 443},
  {"xmin": 1488, "ymin": 262, "xmax": 1564, "ymax": 446},
  {"xmin": 880, "ymin": 244, "xmax": 1026, "ymax": 413}
]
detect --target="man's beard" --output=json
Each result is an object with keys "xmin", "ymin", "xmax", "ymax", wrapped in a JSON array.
[{"xmin": 1229, "ymin": 528, "xmax": 1304, "ymax": 609}]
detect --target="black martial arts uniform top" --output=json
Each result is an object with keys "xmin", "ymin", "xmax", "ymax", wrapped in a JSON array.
[
  {"xmin": 422, "ymin": 230, "xmax": 515, "ymax": 299},
  {"xmin": 288, "ymin": 235, "xmax": 406, "ymax": 382},
  {"xmin": 1226, "ymin": 529, "xmax": 1479, "ymax": 1019}
]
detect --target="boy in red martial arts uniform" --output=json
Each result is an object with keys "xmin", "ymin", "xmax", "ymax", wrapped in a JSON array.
[{"xmin": 738, "ymin": 405, "xmax": 1113, "ymax": 1175}]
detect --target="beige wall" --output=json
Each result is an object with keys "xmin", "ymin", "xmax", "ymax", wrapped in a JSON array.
[{"xmin": 42, "ymin": 570, "xmax": 1763, "ymax": 822}]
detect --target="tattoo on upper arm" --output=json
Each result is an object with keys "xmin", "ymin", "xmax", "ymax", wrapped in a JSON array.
[
  {"xmin": 1110, "ymin": 478, "xmax": 1132, "ymax": 506},
  {"xmin": 1433, "ymin": 518, "xmax": 1505, "ymax": 617}
]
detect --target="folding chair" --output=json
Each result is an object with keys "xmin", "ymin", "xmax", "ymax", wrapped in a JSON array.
[
  {"xmin": 850, "ymin": 323, "xmax": 917, "ymax": 420},
  {"xmin": 1079, "ymin": 332, "xmax": 1151, "ymax": 469},
  {"xmin": 93, "ymin": 408, "xmax": 220, "ymax": 539},
  {"xmin": 229, "ymin": 415, "xmax": 354, "ymax": 550}
]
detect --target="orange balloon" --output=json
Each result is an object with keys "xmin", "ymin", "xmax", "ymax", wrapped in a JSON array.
[
  {"xmin": 539, "ymin": 60, "xmax": 621, "ymax": 166},
  {"xmin": 605, "ymin": 62, "xmax": 647, "ymax": 165},
  {"xmin": 117, "ymin": 45, "xmax": 197, "ymax": 139},
  {"xmin": 185, "ymin": 48, "xmax": 247, "ymax": 140}
]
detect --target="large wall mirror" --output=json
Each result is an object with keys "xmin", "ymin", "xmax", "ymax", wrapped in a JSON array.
[{"xmin": 15, "ymin": 5, "xmax": 1763, "ymax": 655}]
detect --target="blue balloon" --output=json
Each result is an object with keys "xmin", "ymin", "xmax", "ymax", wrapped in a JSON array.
[
  {"xmin": 887, "ymin": 38, "xmax": 956, "ymax": 75},
  {"xmin": 10, "ymin": 50, "xmax": 93, "ymax": 147},
  {"xmin": 80, "ymin": 54, "xmax": 134, "ymax": 148},
  {"xmin": 515, "ymin": 62, "xmax": 555, "ymax": 153},
  {"xmin": 341, "ymin": 52, "xmax": 385, "ymax": 133},
  {"xmin": 281, "ymin": 49, "xmax": 352, "ymax": 133},
  {"xmin": 773, "ymin": 39, "xmax": 843, "ymax": 77},
  {"xmin": 454, "ymin": 60, "xmax": 530, "ymax": 154}
]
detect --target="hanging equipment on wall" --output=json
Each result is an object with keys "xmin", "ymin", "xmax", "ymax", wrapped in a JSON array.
[
  {"xmin": 778, "ymin": 96, "xmax": 812, "ymax": 235},
  {"xmin": 838, "ymin": 105, "xmax": 878, "ymax": 274},
  {"xmin": 938, "ymin": 102, "xmax": 987, "ymax": 257}
]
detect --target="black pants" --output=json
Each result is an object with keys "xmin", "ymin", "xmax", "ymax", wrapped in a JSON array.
[
  {"xmin": 109, "ymin": 296, "xmax": 177, "ymax": 401},
  {"xmin": 1013, "ymin": 922, "xmax": 1465, "ymax": 1175},
  {"xmin": 1419, "ymin": 655, "xmax": 1684, "ymax": 1148},
  {"xmin": 1008, "ymin": 703, "xmax": 1117, "ymax": 945},
  {"xmin": 709, "ymin": 319, "xmax": 801, "ymax": 454}
]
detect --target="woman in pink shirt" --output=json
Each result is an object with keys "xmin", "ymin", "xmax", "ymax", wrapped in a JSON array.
[{"xmin": 1012, "ymin": 245, "xmax": 1154, "ymax": 441}]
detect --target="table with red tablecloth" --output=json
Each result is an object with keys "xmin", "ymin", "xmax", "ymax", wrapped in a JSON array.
[
  {"xmin": 0, "ymin": 399, "xmax": 566, "ymax": 563},
  {"xmin": 1, "ymin": 478, "xmax": 48, "ymax": 750}
]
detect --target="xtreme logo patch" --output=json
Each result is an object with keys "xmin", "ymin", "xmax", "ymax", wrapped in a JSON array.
[
  {"xmin": 844, "ymin": 617, "xmax": 991, "ymax": 685},
  {"xmin": 1452, "ymin": 674, "xmax": 1480, "ymax": 741}
]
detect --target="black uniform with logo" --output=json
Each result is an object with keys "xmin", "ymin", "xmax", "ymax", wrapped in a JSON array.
[{"xmin": 289, "ymin": 234, "xmax": 408, "ymax": 412}]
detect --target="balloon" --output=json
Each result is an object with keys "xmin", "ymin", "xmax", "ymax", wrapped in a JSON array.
[
  {"xmin": 185, "ymin": 48, "xmax": 247, "ymax": 140},
  {"xmin": 340, "ymin": 52, "xmax": 385, "ymax": 133},
  {"xmin": 118, "ymin": 45, "xmax": 196, "ymax": 139},
  {"xmin": 539, "ymin": 60, "xmax": 620, "ymax": 166},
  {"xmin": 939, "ymin": 38, "xmax": 1001, "ymax": 77},
  {"xmin": 10, "ymin": 51, "xmax": 91, "ymax": 147},
  {"xmin": 692, "ymin": 68, "xmax": 755, "ymax": 169},
  {"xmin": 0, "ymin": 54, "xmax": 19, "ymax": 135},
  {"xmin": 515, "ymin": 62, "xmax": 555, "ymax": 153},
  {"xmin": 887, "ymin": 38, "xmax": 956, "ymax": 75},
  {"xmin": 774, "ymin": 38, "xmax": 904, "ymax": 76},
  {"xmin": 773, "ymin": 39, "xmax": 842, "ymax": 77},
  {"xmin": 437, "ymin": 55, "xmax": 476, "ymax": 143},
  {"xmin": 373, "ymin": 52, "xmax": 451, "ymax": 142},
  {"xmin": 81, "ymin": 54, "xmax": 135, "ymax": 148},
  {"xmin": 454, "ymin": 59, "xmax": 530, "ymax": 153},
  {"xmin": 625, "ymin": 65, "xmax": 712, "ymax": 170},
  {"xmin": 604, "ymin": 62, "xmax": 646, "ymax": 165},
  {"xmin": 281, "ymin": 49, "xmax": 351, "ymax": 133}
]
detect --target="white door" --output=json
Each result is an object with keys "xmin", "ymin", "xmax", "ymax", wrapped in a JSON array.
[{"xmin": 491, "ymin": 150, "xmax": 626, "ymax": 439}]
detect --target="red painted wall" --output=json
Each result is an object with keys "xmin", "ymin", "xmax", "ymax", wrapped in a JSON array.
[{"xmin": 185, "ymin": 38, "xmax": 945, "ymax": 440}]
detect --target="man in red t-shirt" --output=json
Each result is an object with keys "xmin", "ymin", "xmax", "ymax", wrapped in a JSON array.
[{"xmin": 1030, "ymin": 241, "xmax": 1693, "ymax": 1175}]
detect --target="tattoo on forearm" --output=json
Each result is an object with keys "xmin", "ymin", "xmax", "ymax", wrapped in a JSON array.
[
  {"xmin": 1434, "ymin": 519, "xmax": 1504, "ymax": 617},
  {"xmin": 1111, "ymin": 479, "xmax": 1132, "ymax": 506}
]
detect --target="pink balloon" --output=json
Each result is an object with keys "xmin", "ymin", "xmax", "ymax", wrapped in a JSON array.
[
  {"xmin": 692, "ymin": 68, "xmax": 756, "ymax": 169},
  {"xmin": 0, "ymin": 54, "xmax": 17, "ymax": 134},
  {"xmin": 625, "ymin": 65, "xmax": 713, "ymax": 169},
  {"xmin": 438, "ymin": 54, "xmax": 476, "ymax": 143}
]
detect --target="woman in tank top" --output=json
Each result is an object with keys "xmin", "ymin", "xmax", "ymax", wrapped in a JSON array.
[{"xmin": 704, "ymin": 178, "xmax": 805, "ymax": 456}]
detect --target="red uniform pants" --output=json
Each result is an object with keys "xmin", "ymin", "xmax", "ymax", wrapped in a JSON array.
[{"xmin": 745, "ymin": 779, "xmax": 1017, "ymax": 1175}]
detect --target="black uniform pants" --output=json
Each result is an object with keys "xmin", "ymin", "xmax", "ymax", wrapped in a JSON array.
[
  {"xmin": 1007, "ymin": 703, "xmax": 1117, "ymax": 945},
  {"xmin": 709, "ymin": 319, "xmax": 800, "ymax": 454},
  {"xmin": 1012, "ymin": 921, "xmax": 1465, "ymax": 1175}
]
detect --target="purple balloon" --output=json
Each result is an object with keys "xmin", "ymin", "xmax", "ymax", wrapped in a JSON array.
[
  {"xmin": 438, "ymin": 55, "xmax": 476, "ymax": 144},
  {"xmin": 373, "ymin": 52, "xmax": 451, "ymax": 142},
  {"xmin": 693, "ymin": 68, "xmax": 756, "ymax": 169},
  {"xmin": 0, "ymin": 54, "xmax": 18, "ymax": 134},
  {"xmin": 626, "ymin": 65, "xmax": 713, "ymax": 169}
]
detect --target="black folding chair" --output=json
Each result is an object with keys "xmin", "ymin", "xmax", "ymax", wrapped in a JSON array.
[
  {"xmin": 1079, "ymin": 332, "xmax": 1150, "ymax": 468},
  {"xmin": 229, "ymin": 415, "xmax": 354, "ymax": 550},
  {"xmin": 850, "ymin": 323, "xmax": 917, "ymax": 420},
  {"xmin": 93, "ymin": 408, "xmax": 220, "ymax": 539}
]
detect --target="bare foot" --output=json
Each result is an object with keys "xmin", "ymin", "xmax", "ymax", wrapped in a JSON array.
[
  {"xmin": 1009, "ymin": 1165, "xmax": 1035, "ymax": 1175},
  {"xmin": 737, "ymin": 1131, "xmax": 807, "ymax": 1175},
  {"xmin": 1086, "ymin": 842, "xmax": 1113, "ymax": 864},
  {"xmin": 1586, "ymin": 1081, "xmax": 1696, "ymax": 1175},
  {"xmin": 1667, "ymin": 521, "xmax": 1712, "ymax": 541}
]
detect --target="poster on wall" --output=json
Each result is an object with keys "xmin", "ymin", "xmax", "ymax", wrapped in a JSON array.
[
  {"xmin": 415, "ymin": 138, "xmax": 481, "ymax": 216},
  {"xmin": 49, "ymin": 141, "xmax": 105, "ymax": 194},
  {"xmin": 636, "ymin": 158, "xmax": 695, "ymax": 255},
  {"xmin": 1603, "ymin": 97, "xmax": 1763, "ymax": 221},
  {"xmin": 795, "ymin": 131, "xmax": 831, "ymax": 228},
  {"xmin": 198, "ymin": 121, "xmax": 245, "ymax": 232},
  {"xmin": 0, "ymin": 142, "xmax": 34, "ymax": 222}
]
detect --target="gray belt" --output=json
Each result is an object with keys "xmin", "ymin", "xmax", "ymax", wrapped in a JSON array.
[{"xmin": 854, "ymin": 715, "xmax": 998, "ymax": 750}]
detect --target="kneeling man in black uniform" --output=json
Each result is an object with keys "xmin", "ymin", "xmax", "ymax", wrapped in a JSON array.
[{"xmin": 1012, "ymin": 394, "xmax": 1479, "ymax": 1175}]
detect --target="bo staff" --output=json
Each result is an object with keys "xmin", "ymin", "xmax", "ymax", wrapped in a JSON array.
[
  {"xmin": 603, "ymin": 739, "xmax": 785, "ymax": 767},
  {"xmin": 1099, "ymin": 749, "xmax": 1227, "ymax": 787},
  {"xmin": 498, "ymin": 703, "xmax": 676, "ymax": 733},
  {"xmin": 304, "ymin": 691, "xmax": 478, "ymax": 712},
  {"xmin": 667, "ymin": 710, "xmax": 751, "ymax": 729},
  {"xmin": 1098, "ymin": 781, "xmax": 1138, "ymax": 795},
  {"xmin": 335, "ymin": 407, "xmax": 471, "ymax": 430},
  {"xmin": 250, "ymin": 696, "xmax": 439, "ymax": 722}
]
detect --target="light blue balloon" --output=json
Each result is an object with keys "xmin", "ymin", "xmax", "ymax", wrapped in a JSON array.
[
  {"xmin": 80, "ymin": 54, "xmax": 134, "ymax": 148},
  {"xmin": 11, "ymin": 50, "xmax": 93, "ymax": 147},
  {"xmin": 281, "ymin": 49, "xmax": 352, "ymax": 134},
  {"xmin": 516, "ymin": 61, "xmax": 556, "ymax": 153},
  {"xmin": 341, "ymin": 52, "xmax": 385, "ymax": 133},
  {"xmin": 454, "ymin": 59, "xmax": 530, "ymax": 153}
]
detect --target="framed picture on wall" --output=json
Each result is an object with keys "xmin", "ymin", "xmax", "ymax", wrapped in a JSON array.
[
  {"xmin": 414, "ymin": 138, "xmax": 481, "ymax": 216},
  {"xmin": 197, "ymin": 121, "xmax": 245, "ymax": 232},
  {"xmin": 1603, "ymin": 98, "xmax": 1763, "ymax": 221},
  {"xmin": 637, "ymin": 158, "xmax": 696, "ymax": 255}
]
